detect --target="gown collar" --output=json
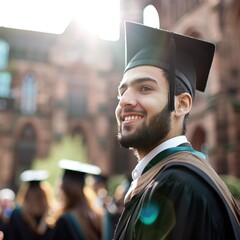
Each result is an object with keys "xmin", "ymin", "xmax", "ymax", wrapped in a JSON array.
[{"xmin": 132, "ymin": 135, "xmax": 189, "ymax": 180}]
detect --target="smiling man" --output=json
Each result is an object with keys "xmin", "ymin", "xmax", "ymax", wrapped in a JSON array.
[{"xmin": 113, "ymin": 21, "xmax": 240, "ymax": 240}]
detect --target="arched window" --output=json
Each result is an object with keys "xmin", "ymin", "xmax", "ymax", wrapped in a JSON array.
[
  {"xmin": 67, "ymin": 76, "xmax": 87, "ymax": 118},
  {"xmin": 21, "ymin": 73, "xmax": 37, "ymax": 114},
  {"xmin": 0, "ymin": 39, "xmax": 9, "ymax": 69},
  {"xmin": 143, "ymin": 5, "xmax": 160, "ymax": 28},
  {"xmin": 15, "ymin": 123, "xmax": 37, "ymax": 175}
]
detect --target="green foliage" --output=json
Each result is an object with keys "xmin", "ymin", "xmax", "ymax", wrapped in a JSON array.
[
  {"xmin": 32, "ymin": 135, "xmax": 88, "ymax": 187},
  {"xmin": 107, "ymin": 174, "xmax": 129, "ymax": 196},
  {"xmin": 220, "ymin": 175, "xmax": 240, "ymax": 199}
]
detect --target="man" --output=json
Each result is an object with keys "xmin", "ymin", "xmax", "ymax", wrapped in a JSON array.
[{"xmin": 113, "ymin": 21, "xmax": 240, "ymax": 239}]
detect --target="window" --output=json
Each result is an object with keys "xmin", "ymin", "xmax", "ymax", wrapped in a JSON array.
[
  {"xmin": 0, "ymin": 72, "xmax": 11, "ymax": 97},
  {"xmin": 67, "ymin": 76, "xmax": 87, "ymax": 118},
  {"xmin": 16, "ymin": 123, "xmax": 37, "ymax": 171},
  {"xmin": 0, "ymin": 40, "xmax": 9, "ymax": 69},
  {"xmin": 143, "ymin": 5, "xmax": 160, "ymax": 28},
  {"xmin": 21, "ymin": 73, "xmax": 37, "ymax": 114}
]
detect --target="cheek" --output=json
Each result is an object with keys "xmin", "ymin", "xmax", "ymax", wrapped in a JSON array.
[
  {"xmin": 115, "ymin": 105, "xmax": 121, "ymax": 123},
  {"xmin": 143, "ymin": 98, "xmax": 168, "ymax": 120},
  {"xmin": 143, "ymin": 98, "xmax": 165, "ymax": 113}
]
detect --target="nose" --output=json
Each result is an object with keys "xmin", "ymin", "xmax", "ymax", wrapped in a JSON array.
[{"xmin": 118, "ymin": 89, "xmax": 137, "ymax": 108}]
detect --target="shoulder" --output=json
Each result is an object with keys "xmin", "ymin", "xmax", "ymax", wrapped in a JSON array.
[
  {"xmin": 53, "ymin": 213, "xmax": 73, "ymax": 234},
  {"xmin": 55, "ymin": 213, "xmax": 70, "ymax": 228},
  {"xmin": 152, "ymin": 165, "xmax": 220, "ymax": 202},
  {"xmin": 58, "ymin": 212, "xmax": 70, "ymax": 220},
  {"xmin": 10, "ymin": 207, "xmax": 23, "ymax": 221},
  {"xmin": 141, "ymin": 166, "xmax": 226, "ymax": 219},
  {"xmin": 155, "ymin": 164, "xmax": 203, "ymax": 184},
  {"xmin": 52, "ymin": 214, "xmax": 72, "ymax": 239}
]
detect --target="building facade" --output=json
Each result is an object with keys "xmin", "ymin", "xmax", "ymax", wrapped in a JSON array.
[{"xmin": 0, "ymin": 0, "xmax": 239, "ymax": 189}]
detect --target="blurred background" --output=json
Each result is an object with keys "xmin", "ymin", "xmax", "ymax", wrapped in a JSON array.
[{"xmin": 0, "ymin": 0, "xmax": 240, "ymax": 196}]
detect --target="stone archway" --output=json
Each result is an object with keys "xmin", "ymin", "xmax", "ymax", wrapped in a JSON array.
[
  {"xmin": 70, "ymin": 126, "xmax": 87, "ymax": 145},
  {"xmin": 14, "ymin": 123, "xmax": 37, "ymax": 185}
]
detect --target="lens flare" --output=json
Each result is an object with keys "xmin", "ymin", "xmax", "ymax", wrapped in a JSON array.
[{"xmin": 139, "ymin": 203, "xmax": 159, "ymax": 225}]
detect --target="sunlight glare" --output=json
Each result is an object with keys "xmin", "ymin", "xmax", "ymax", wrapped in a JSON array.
[
  {"xmin": 0, "ymin": 0, "xmax": 75, "ymax": 34},
  {"xmin": 73, "ymin": 0, "xmax": 120, "ymax": 41},
  {"xmin": 0, "ymin": 0, "xmax": 120, "ymax": 41}
]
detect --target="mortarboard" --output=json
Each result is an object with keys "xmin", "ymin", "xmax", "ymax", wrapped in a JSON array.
[
  {"xmin": 20, "ymin": 170, "xmax": 49, "ymax": 187},
  {"xmin": 124, "ymin": 21, "xmax": 215, "ymax": 111},
  {"xmin": 0, "ymin": 188, "xmax": 15, "ymax": 200},
  {"xmin": 59, "ymin": 159, "xmax": 101, "ymax": 183}
]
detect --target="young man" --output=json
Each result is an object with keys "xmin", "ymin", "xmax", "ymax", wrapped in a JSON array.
[{"xmin": 113, "ymin": 21, "xmax": 240, "ymax": 239}]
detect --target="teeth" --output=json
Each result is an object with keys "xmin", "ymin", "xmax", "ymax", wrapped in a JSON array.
[{"xmin": 124, "ymin": 116, "xmax": 142, "ymax": 121}]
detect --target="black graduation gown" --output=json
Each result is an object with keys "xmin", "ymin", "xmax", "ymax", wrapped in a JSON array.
[
  {"xmin": 0, "ymin": 218, "xmax": 8, "ymax": 240},
  {"xmin": 7, "ymin": 207, "xmax": 53, "ymax": 240},
  {"xmin": 50, "ymin": 213, "xmax": 85, "ymax": 240},
  {"xmin": 113, "ymin": 148, "xmax": 240, "ymax": 240},
  {"xmin": 50, "ymin": 212, "xmax": 112, "ymax": 240}
]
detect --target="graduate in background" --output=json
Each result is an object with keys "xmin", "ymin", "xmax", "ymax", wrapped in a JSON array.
[
  {"xmin": 113, "ymin": 21, "xmax": 240, "ymax": 239},
  {"xmin": 0, "ymin": 188, "xmax": 15, "ymax": 222},
  {"xmin": 0, "ymin": 188, "xmax": 15, "ymax": 239},
  {"xmin": 8, "ymin": 170, "xmax": 54, "ymax": 240},
  {"xmin": 50, "ymin": 159, "xmax": 111, "ymax": 240}
]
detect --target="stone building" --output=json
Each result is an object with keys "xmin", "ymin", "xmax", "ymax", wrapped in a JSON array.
[{"xmin": 0, "ymin": 0, "xmax": 239, "ymax": 189}]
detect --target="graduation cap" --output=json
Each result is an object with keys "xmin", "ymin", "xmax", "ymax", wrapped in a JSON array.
[
  {"xmin": 0, "ymin": 188, "xmax": 15, "ymax": 201},
  {"xmin": 124, "ymin": 21, "xmax": 215, "ymax": 111},
  {"xmin": 20, "ymin": 170, "xmax": 49, "ymax": 186},
  {"xmin": 59, "ymin": 159, "xmax": 101, "ymax": 183}
]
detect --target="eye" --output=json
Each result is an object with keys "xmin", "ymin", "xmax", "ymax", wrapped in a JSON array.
[{"xmin": 139, "ymin": 86, "xmax": 152, "ymax": 92}]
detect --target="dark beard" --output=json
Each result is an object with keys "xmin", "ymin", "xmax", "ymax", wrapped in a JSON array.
[{"xmin": 118, "ymin": 104, "xmax": 171, "ymax": 152}]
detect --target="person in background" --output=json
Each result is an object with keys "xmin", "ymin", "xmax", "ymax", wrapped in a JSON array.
[
  {"xmin": 0, "ymin": 188, "xmax": 15, "ymax": 222},
  {"xmin": 8, "ymin": 170, "xmax": 54, "ymax": 240},
  {"xmin": 0, "ymin": 231, "xmax": 3, "ymax": 240},
  {"xmin": 50, "ymin": 159, "xmax": 111, "ymax": 240},
  {"xmin": 92, "ymin": 174, "xmax": 109, "ymax": 209},
  {"xmin": 113, "ymin": 21, "xmax": 240, "ymax": 239},
  {"xmin": 0, "ymin": 188, "xmax": 15, "ymax": 238},
  {"xmin": 112, "ymin": 177, "xmax": 131, "ymax": 216}
]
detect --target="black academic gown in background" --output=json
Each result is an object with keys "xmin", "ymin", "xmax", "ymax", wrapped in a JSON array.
[
  {"xmin": 0, "ymin": 218, "xmax": 8, "ymax": 240},
  {"xmin": 50, "ymin": 213, "xmax": 84, "ymax": 240},
  {"xmin": 7, "ymin": 207, "xmax": 53, "ymax": 240},
  {"xmin": 113, "ymin": 150, "xmax": 240, "ymax": 240},
  {"xmin": 50, "ymin": 211, "xmax": 112, "ymax": 240}
]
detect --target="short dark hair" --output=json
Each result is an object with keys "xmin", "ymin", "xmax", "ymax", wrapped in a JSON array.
[{"xmin": 163, "ymin": 71, "xmax": 190, "ymax": 134}]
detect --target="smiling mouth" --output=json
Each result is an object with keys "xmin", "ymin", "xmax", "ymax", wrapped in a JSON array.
[{"xmin": 124, "ymin": 115, "xmax": 143, "ymax": 121}]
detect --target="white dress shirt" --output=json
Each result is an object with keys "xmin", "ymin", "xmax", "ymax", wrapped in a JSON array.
[{"xmin": 131, "ymin": 135, "xmax": 189, "ymax": 180}]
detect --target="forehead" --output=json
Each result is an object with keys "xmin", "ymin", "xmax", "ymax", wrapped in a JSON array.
[{"xmin": 119, "ymin": 66, "xmax": 168, "ymax": 88}]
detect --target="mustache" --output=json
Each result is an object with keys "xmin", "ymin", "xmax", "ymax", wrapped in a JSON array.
[{"xmin": 121, "ymin": 108, "xmax": 146, "ymax": 115}]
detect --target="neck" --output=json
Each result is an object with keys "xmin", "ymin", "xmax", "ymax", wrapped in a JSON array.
[{"xmin": 134, "ymin": 134, "xmax": 187, "ymax": 161}]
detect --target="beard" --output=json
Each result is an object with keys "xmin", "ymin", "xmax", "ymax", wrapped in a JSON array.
[{"xmin": 117, "ymin": 104, "xmax": 171, "ymax": 152}]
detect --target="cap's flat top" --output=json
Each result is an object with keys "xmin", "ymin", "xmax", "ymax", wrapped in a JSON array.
[
  {"xmin": 20, "ymin": 170, "xmax": 49, "ymax": 182},
  {"xmin": 59, "ymin": 159, "xmax": 101, "ymax": 176}
]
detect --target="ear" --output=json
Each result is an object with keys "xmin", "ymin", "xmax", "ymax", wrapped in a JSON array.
[{"xmin": 174, "ymin": 93, "xmax": 192, "ymax": 117}]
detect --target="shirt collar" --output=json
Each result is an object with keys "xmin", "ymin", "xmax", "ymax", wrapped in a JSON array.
[{"xmin": 131, "ymin": 135, "xmax": 189, "ymax": 180}]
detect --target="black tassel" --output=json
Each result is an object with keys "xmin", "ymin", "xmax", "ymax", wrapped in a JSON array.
[{"xmin": 169, "ymin": 33, "xmax": 176, "ymax": 112}]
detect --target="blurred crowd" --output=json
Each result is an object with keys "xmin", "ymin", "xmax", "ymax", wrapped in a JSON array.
[{"xmin": 0, "ymin": 160, "xmax": 130, "ymax": 240}]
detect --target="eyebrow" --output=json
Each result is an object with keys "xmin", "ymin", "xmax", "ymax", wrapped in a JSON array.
[{"xmin": 118, "ymin": 77, "xmax": 158, "ymax": 90}]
